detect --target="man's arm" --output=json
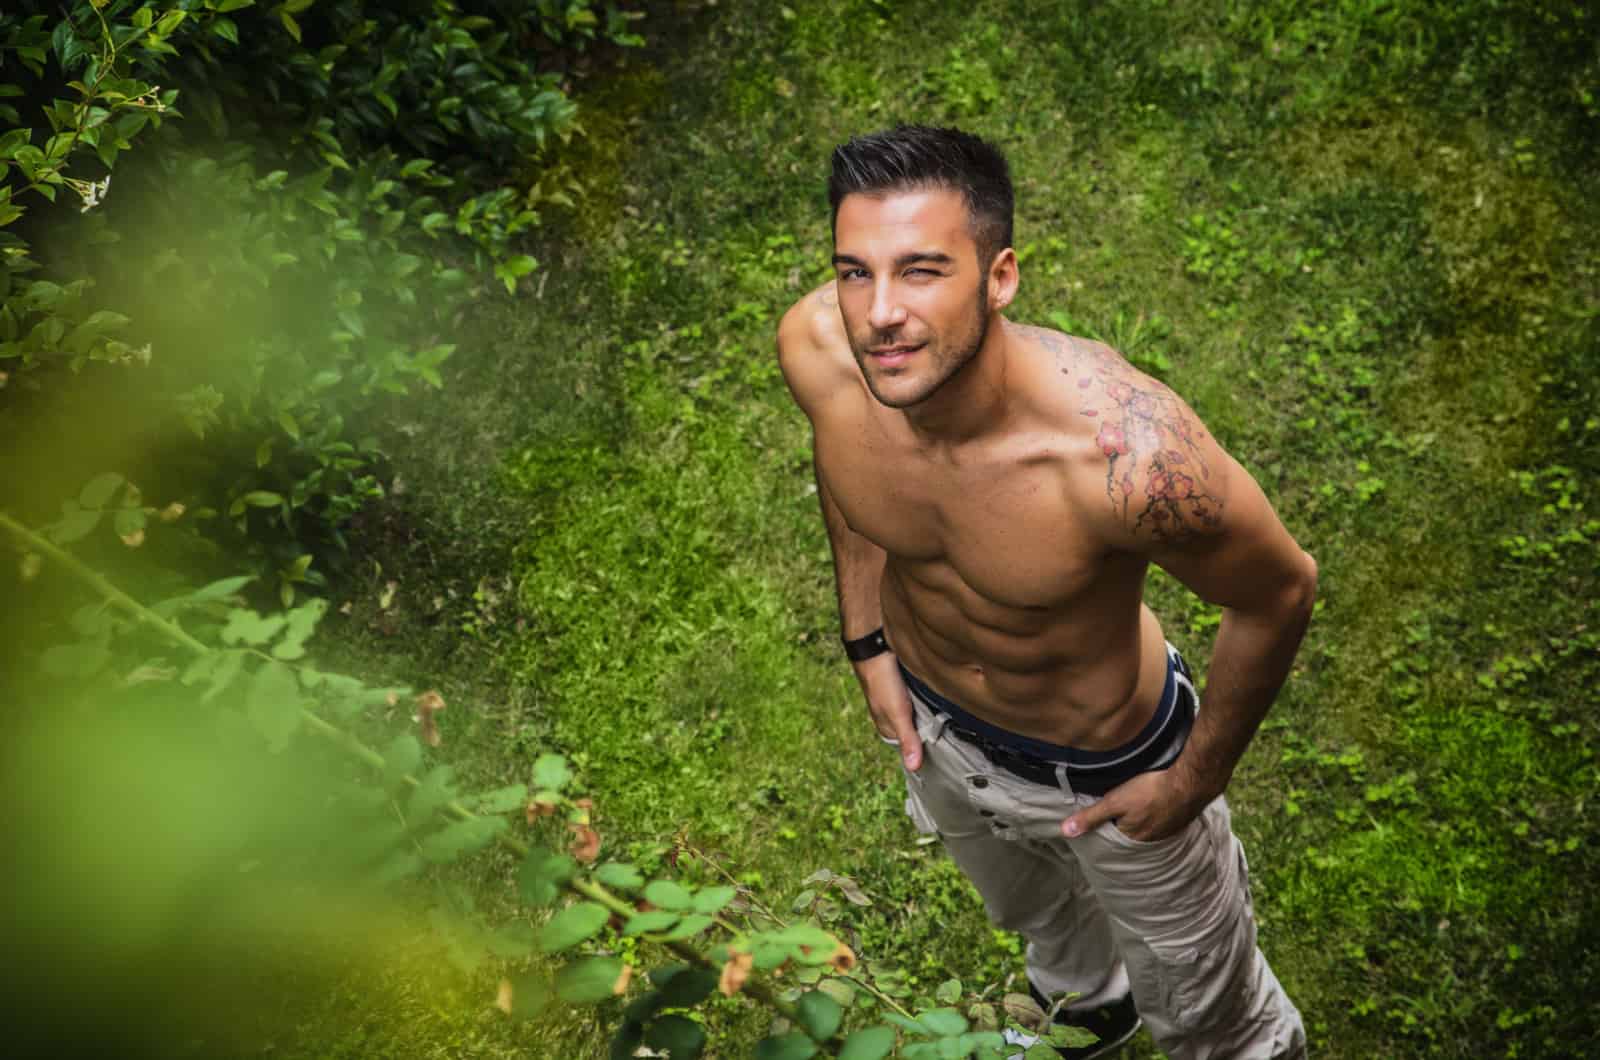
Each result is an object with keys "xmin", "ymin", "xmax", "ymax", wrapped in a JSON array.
[
  {"xmin": 777, "ymin": 286, "xmax": 922, "ymax": 770},
  {"xmin": 814, "ymin": 466, "xmax": 923, "ymax": 769},
  {"xmin": 1062, "ymin": 353, "xmax": 1316, "ymax": 840}
]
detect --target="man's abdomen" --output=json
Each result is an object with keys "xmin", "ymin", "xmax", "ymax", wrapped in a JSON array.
[{"xmin": 881, "ymin": 561, "xmax": 1171, "ymax": 751}]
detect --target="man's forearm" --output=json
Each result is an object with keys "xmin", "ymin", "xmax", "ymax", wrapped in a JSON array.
[
  {"xmin": 1176, "ymin": 571, "xmax": 1317, "ymax": 800},
  {"xmin": 816, "ymin": 463, "xmax": 886, "ymax": 639}
]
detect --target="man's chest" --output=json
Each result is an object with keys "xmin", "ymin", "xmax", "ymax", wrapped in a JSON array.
[{"xmin": 818, "ymin": 435, "xmax": 1106, "ymax": 610}]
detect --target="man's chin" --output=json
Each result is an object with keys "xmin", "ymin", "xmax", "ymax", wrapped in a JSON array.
[{"xmin": 865, "ymin": 375, "xmax": 934, "ymax": 409}]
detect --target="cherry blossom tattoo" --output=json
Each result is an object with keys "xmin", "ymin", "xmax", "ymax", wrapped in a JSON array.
[
  {"xmin": 1015, "ymin": 321, "xmax": 1222, "ymax": 539},
  {"xmin": 1078, "ymin": 342, "xmax": 1223, "ymax": 542}
]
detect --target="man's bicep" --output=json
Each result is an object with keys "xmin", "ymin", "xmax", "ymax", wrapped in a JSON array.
[{"xmin": 1149, "ymin": 460, "xmax": 1313, "ymax": 612}]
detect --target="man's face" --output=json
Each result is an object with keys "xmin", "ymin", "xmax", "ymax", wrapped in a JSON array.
[{"xmin": 831, "ymin": 187, "xmax": 990, "ymax": 409}]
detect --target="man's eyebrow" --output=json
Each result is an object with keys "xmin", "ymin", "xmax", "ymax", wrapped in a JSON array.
[{"xmin": 830, "ymin": 251, "xmax": 956, "ymax": 269}]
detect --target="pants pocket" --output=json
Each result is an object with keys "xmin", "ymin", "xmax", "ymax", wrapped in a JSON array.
[
  {"xmin": 903, "ymin": 778, "xmax": 939, "ymax": 835},
  {"xmin": 1145, "ymin": 878, "xmax": 1256, "ymax": 1038}
]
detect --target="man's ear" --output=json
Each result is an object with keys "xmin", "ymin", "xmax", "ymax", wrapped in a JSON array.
[{"xmin": 988, "ymin": 247, "xmax": 1019, "ymax": 311}]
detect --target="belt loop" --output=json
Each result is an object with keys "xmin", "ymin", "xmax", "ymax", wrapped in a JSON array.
[
  {"xmin": 1053, "ymin": 762, "xmax": 1078, "ymax": 797},
  {"xmin": 909, "ymin": 690, "xmax": 950, "ymax": 744}
]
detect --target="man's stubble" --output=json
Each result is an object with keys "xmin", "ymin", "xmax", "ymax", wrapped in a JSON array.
[{"xmin": 851, "ymin": 277, "xmax": 991, "ymax": 410}]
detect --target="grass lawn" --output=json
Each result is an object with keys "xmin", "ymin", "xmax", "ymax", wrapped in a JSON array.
[{"xmin": 283, "ymin": 2, "xmax": 1598, "ymax": 1056}]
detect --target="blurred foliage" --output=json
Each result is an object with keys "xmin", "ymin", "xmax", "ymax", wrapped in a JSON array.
[{"xmin": 0, "ymin": 0, "xmax": 642, "ymax": 581}]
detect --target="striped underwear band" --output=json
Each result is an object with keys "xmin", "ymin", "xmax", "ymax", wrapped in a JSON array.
[{"xmin": 899, "ymin": 644, "xmax": 1197, "ymax": 796}]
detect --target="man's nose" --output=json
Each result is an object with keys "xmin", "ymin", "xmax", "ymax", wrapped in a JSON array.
[{"xmin": 867, "ymin": 280, "xmax": 907, "ymax": 331}]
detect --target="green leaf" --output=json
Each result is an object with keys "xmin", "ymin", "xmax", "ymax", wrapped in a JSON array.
[
  {"xmin": 246, "ymin": 660, "xmax": 304, "ymax": 752},
  {"xmin": 796, "ymin": 990, "xmax": 844, "ymax": 1041},
  {"xmin": 241, "ymin": 490, "xmax": 284, "ymax": 508},
  {"xmin": 754, "ymin": 1032, "xmax": 818, "ymax": 1060},
  {"xmin": 645, "ymin": 1015, "xmax": 705, "ymax": 1057},
  {"xmin": 643, "ymin": 880, "xmax": 692, "ymax": 911},
  {"xmin": 38, "ymin": 637, "xmax": 112, "ymax": 679},
  {"xmin": 164, "ymin": 574, "xmax": 255, "ymax": 612},
  {"xmin": 469, "ymin": 784, "xmax": 528, "ymax": 814},
  {"xmin": 518, "ymin": 848, "xmax": 576, "ymax": 907},
  {"xmin": 753, "ymin": 940, "xmax": 795, "ymax": 970},
  {"xmin": 936, "ymin": 978, "xmax": 963, "ymax": 1005},
  {"xmin": 594, "ymin": 863, "xmax": 644, "ymax": 892},
  {"xmin": 382, "ymin": 732, "xmax": 422, "ymax": 789},
  {"xmin": 622, "ymin": 910, "xmax": 679, "ymax": 936},
  {"xmin": 540, "ymin": 902, "xmax": 610, "ymax": 953},
  {"xmin": 556, "ymin": 956, "xmax": 626, "ymax": 1004},
  {"xmin": 660, "ymin": 914, "xmax": 714, "ymax": 941},
  {"xmin": 372, "ymin": 850, "xmax": 424, "ymax": 885},
  {"xmin": 692, "ymin": 885, "xmax": 738, "ymax": 914},
  {"xmin": 918, "ymin": 1009, "xmax": 969, "ymax": 1037},
  {"xmin": 406, "ymin": 764, "xmax": 457, "ymax": 823},
  {"xmin": 610, "ymin": 1021, "xmax": 645, "ymax": 1060},
  {"xmin": 838, "ymin": 1026, "xmax": 895, "ymax": 1060},
  {"xmin": 220, "ymin": 609, "xmax": 287, "ymax": 646},
  {"xmin": 79, "ymin": 472, "xmax": 124, "ymax": 508},
  {"xmin": 653, "ymin": 966, "xmax": 718, "ymax": 1009},
  {"xmin": 418, "ymin": 816, "xmax": 507, "ymax": 863},
  {"xmin": 200, "ymin": 650, "xmax": 247, "ymax": 703},
  {"xmin": 48, "ymin": 506, "xmax": 100, "ymax": 544},
  {"xmin": 503, "ymin": 971, "xmax": 552, "ymax": 1019},
  {"xmin": 817, "ymin": 978, "xmax": 855, "ymax": 1007},
  {"xmin": 272, "ymin": 597, "xmax": 326, "ymax": 660},
  {"xmin": 1023, "ymin": 1044, "xmax": 1058, "ymax": 1060},
  {"xmin": 486, "ymin": 923, "xmax": 536, "ymax": 958},
  {"xmin": 531, "ymin": 753, "xmax": 572, "ymax": 791},
  {"xmin": 1046, "ymin": 1024, "xmax": 1100, "ymax": 1048}
]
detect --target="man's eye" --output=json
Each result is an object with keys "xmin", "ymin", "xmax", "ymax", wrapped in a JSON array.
[
  {"xmin": 840, "ymin": 268, "xmax": 868, "ymax": 280},
  {"xmin": 906, "ymin": 268, "xmax": 939, "ymax": 277}
]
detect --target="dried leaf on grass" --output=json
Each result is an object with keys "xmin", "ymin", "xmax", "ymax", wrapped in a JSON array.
[
  {"xmin": 719, "ymin": 950, "xmax": 754, "ymax": 996},
  {"xmin": 414, "ymin": 689, "xmax": 446, "ymax": 747}
]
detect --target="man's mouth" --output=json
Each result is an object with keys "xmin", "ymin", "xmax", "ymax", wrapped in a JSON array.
[{"xmin": 868, "ymin": 342, "xmax": 924, "ymax": 367}]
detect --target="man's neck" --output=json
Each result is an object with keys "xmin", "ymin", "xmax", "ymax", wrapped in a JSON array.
[{"xmin": 900, "ymin": 312, "xmax": 1012, "ymax": 447}]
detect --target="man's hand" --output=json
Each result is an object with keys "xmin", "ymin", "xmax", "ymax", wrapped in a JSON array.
[
  {"xmin": 1061, "ymin": 765, "xmax": 1213, "ymax": 842},
  {"xmin": 854, "ymin": 653, "xmax": 922, "ymax": 771}
]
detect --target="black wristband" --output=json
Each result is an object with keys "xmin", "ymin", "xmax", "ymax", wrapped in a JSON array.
[{"xmin": 842, "ymin": 627, "xmax": 891, "ymax": 662}]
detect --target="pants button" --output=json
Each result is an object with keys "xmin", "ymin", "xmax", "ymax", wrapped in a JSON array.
[{"xmin": 970, "ymin": 776, "xmax": 989, "ymax": 788}]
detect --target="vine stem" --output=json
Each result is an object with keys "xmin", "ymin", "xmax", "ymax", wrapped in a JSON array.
[
  {"xmin": 678, "ymin": 839, "xmax": 916, "ymax": 1021},
  {"xmin": 0, "ymin": 511, "xmax": 209, "ymax": 654},
  {"xmin": 2, "ymin": 510, "xmax": 842, "ymax": 1053}
]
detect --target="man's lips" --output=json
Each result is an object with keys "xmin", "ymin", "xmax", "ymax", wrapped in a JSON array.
[{"xmin": 868, "ymin": 342, "xmax": 924, "ymax": 366}]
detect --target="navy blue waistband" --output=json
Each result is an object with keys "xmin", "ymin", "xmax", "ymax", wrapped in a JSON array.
[{"xmin": 899, "ymin": 645, "xmax": 1194, "ymax": 773}]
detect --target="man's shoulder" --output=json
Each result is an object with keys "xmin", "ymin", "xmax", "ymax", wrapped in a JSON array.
[
  {"xmin": 777, "ymin": 281, "xmax": 856, "ymax": 415},
  {"xmin": 1006, "ymin": 320, "xmax": 1232, "ymax": 550}
]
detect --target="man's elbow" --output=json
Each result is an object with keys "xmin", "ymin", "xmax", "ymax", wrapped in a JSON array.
[{"xmin": 1285, "ymin": 549, "xmax": 1318, "ymax": 620}]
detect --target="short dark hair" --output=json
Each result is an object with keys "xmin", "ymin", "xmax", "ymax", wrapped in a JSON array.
[{"xmin": 828, "ymin": 125, "xmax": 1014, "ymax": 269}]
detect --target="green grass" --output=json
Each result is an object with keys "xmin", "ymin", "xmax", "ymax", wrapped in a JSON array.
[{"xmin": 295, "ymin": 1, "xmax": 1599, "ymax": 1056}]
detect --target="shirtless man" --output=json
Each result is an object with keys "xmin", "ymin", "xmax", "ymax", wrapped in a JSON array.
[{"xmin": 777, "ymin": 126, "xmax": 1314, "ymax": 1059}]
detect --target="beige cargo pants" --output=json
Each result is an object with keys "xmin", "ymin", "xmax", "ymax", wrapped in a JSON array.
[{"xmin": 901, "ymin": 692, "xmax": 1307, "ymax": 1059}]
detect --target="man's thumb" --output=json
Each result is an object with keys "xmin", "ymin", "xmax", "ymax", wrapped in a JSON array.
[
  {"xmin": 1063, "ymin": 797, "xmax": 1113, "ymax": 838},
  {"xmin": 897, "ymin": 712, "xmax": 922, "ymax": 771}
]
